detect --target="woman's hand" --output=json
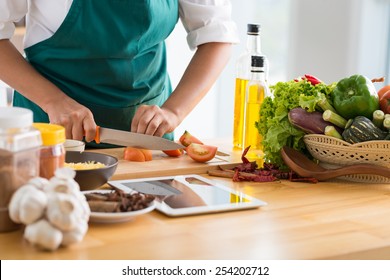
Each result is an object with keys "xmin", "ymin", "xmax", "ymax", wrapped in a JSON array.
[
  {"xmin": 0, "ymin": 39, "xmax": 97, "ymax": 142},
  {"xmin": 45, "ymin": 97, "xmax": 96, "ymax": 142},
  {"xmin": 131, "ymin": 105, "xmax": 180, "ymax": 137}
]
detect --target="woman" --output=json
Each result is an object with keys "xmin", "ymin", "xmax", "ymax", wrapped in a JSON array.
[{"xmin": 0, "ymin": 0, "xmax": 238, "ymax": 146}]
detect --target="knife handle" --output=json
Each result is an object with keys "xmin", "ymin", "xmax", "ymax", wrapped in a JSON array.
[{"xmin": 94, "ymin": 126, "xmax": 101, "ymax": 143}]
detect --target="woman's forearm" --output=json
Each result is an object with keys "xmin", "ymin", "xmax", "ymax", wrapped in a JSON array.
[
  {"xmin": 0, "ymin": 39, "xmax": 67, "ymax": 112},
  {"xmin": 162, "ymin": 42, "xmax": 232, "ymax": 122}
]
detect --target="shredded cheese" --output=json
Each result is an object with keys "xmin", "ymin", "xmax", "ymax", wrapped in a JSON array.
[{"xmin": 64, "ymin": 161, "xmax": 106, "ymax": 170}]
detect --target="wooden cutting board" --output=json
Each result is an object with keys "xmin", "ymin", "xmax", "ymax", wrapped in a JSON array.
[{"xmin": 94, "ymin": 139, "xmax": 243, "ymax": 180}]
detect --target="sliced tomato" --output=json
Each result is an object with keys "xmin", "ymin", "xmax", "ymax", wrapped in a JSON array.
[
  {"xmin": 162, "ymin": 149, "xmax": 184, "ymax": 157},
  {"xmin": 141, "ymin": 149, "xmax": 153, "ymax": 161},
  {"xmin": 186, "ymin": 143, "xmax": 217, "ymax": 163},
  {"xmin": 123, "ymin": 147, "xmax": 152, "ymax": 162},
  {"xmin": 379, "ymin": 90, "xmax": 390, "ymax": 114},
  {"xmin": 179, "ymin": 130, "xmax": 203, "ymax": 147}
]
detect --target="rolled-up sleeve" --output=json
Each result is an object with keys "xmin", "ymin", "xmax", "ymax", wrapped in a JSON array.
[
  {"xmin": 179, "ymin": 0, "xmax": 239, "ymax": 50},
  {"xmin": 0, "ymin": 0, "xmax": 28, "ymax": 40}
]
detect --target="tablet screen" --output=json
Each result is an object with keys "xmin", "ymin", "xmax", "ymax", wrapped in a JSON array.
[{"xmin": 108, "ymin": 175, "xmax": 267, "ymax": 216}]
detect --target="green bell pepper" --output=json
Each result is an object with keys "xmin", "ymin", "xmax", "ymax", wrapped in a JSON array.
[{"xmin": 331, "ymin": 74, "xmax": 379, "ymax": 120}]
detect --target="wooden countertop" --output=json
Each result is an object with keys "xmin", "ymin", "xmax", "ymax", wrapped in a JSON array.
[{"xmin": 1, "ymin": 139, "xmax": 390, "ymax": 260}]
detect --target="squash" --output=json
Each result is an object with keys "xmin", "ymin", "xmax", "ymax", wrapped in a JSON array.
[{"xmin": 342, "ymin": 116, "xmax": 387, "ymax": 143}]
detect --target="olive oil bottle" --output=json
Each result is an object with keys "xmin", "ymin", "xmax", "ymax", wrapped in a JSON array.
[
  {"xmin": 233, "ymin": 23, "xmax": 268, "ymax": 149},
  {"xmin": 243, "ymin": 55, "xmax": 269, "ymax": 166}
]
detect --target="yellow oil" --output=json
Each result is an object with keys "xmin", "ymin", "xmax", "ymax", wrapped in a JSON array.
[
  {"xmin": 243, "ymin": 83, "xmax": 265, "ymax": 166},
  {"xmin": 233, "ymin": 78, "xmax": 248, "ymax": 149}
]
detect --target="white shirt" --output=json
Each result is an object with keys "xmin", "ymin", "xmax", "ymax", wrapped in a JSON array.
[{"xmin": 0, "ymin": 0, "xmax": 239, "ymax": 51}]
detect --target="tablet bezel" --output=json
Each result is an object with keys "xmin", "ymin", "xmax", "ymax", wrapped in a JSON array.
[{"xmin": 108, "ymin": 174, "xmax": 267, "ymax": 217}]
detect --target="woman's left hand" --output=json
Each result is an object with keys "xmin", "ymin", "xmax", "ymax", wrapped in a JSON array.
[{"xmin": 131, "ymin": 105, "xmax": 180, "ymax": 137}]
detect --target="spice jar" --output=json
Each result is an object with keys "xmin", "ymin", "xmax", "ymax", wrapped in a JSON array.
[
  {"xmin": 33, "ymin": 123, "xmax": 66, "ymax": 180},
  {"xmin": 0, "ymin": 107, "xmax": 42, "ymax": 233}
]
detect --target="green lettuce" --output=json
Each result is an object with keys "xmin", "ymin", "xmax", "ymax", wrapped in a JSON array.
[{"xmin": 256, "ymin": 78, "xmax": 335, "ymax": 168}]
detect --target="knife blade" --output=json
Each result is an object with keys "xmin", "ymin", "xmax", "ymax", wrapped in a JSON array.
[{"xmin": 95, "ymin": 126, "xmax": 185, "ymax": 150}]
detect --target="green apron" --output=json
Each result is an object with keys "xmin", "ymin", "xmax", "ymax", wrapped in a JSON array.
[{"xmin": 14, "ymin": 0, "xmax": 178, "ymax": 147}]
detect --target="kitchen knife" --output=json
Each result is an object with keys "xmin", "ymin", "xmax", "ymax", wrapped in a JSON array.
[{"xmin": 95, "ymin": 126, "xmax": 185, "ymax": 150}]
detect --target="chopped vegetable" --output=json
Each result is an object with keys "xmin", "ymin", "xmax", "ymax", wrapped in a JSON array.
[
  {"xmin": 324, "ymin": 125, "xmax": 343, "ymax": 139},
  {"xmin": 322, "ymin": 109, "xmax": 347, "ymax": 128},
  {"xmin": 317, "ymin": 96, "xmax": 337, "ymax": 113},
  {"xmin": 331, "ymin": 74, "xmax": 379, "ymax": 119},
  {"xmin": 383, "ymin": 118, "xmax": 390, "ymax": 130},
  {"xmin": 186, "ymin": 143, "xmax": 217, "ymax": 163},
  {"xmin": 123, "ymin": 147, "xmax": 152, "ymax": 162},
  {"xmin": 162, "ymin": 149, "xmax": 184, "ymax": 157},
  {"xmin": 372, "ymin": 110, "xmax": 385, "ymax": 128},
  {"xmin": 179, "ymin": 130, "xmax": 203, "ymax": 147}
]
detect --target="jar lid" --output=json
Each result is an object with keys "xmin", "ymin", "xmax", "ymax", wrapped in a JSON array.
[
  {"xmin": 0, "ymin": 107, "xmax": 33, "ymax": 128},
  {"xmin": 33, "ymin": 123, "xmax": 66, "ymax": 146}
]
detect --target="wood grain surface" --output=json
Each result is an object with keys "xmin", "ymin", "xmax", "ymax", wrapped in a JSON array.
[{"xmin": 1, "ymin": 139, "xmax": 390, "ymax": 260}]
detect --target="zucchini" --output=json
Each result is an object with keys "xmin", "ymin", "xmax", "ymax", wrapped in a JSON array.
[{"xmin": 341, "ymin": 116, "xmax": 387, "ymax": 144}]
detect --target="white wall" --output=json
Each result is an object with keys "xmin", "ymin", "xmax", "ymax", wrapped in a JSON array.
[
  {"xmin": 288, "ymin": 0, "xmax": 390, "ymax": 84},
  {"xmin": 167, "ymin": 0, "xmax": 292, "ymax": 140},
  {"xmin": 166, "ymin": 0, "xmax": 390, "ymax": 141}
]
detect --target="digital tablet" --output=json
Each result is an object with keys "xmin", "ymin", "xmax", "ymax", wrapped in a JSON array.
[{"xmin": 108, "ymin": 174, "xmax": 267, "ymax": 217}]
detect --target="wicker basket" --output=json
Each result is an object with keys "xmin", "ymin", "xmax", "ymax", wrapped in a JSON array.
[{"xmin": 303, "ymin": 134, "xmax": 390, "ymax": 183}]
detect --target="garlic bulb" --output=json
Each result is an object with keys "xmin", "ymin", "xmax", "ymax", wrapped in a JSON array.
[{"xmin": 8, "ymin": 167, "xmax": 90, "ymax": 251}]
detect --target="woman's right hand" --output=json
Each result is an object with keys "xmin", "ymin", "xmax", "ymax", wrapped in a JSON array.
[
  {"xmin": 45, "ymin": 97, "xmax": 96, "ymax": 142},
  {"xmin": 0, "ymin": 40, "xmax": 97, "ymax": 142}
]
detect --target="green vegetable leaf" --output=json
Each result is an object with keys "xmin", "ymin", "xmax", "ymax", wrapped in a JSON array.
[{"xmin": 256, "ymin": 78, "xmax": 335, "ymax": 168}]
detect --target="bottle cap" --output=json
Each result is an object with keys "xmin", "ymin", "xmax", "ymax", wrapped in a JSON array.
[
  {"xmin": 251, "ymin": 56, "xmax": 265, "ymax": 68},
  {"xmin": 247, "ymin": 24, "xmax": 261, "ymax": 34},
  {"xmin": 0, "ymin": 107, "xmax": 33, "ymax": 128},
  {"xmin": 33, "ymin": 123, "xmax": 66, "ymax": 146}
]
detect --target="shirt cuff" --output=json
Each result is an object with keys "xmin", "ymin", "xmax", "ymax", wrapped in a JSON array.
[
  {"xmin": 186, "ymin": 21, "xmax": 240, "ymax": 50},
  {"xmin": 179, "ymin": 0, "xmax": 240, "ymax": 50}
]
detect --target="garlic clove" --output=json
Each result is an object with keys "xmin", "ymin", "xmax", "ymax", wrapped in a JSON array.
[
  {"xmin": 28, "ymin": 177, "xmax": 50, "ymax": 190},
  {"xmin": 61, "ymin": 221, "xmax": 88, "ymax": 246},
  {"xmin": 46, "ymin": 177, "xmax": 80, "ymax": 194},
  {"xmin": 8, "ymin": 184, "xmax": 38, "ymax": 224},
  {"xmin": 24, "ymin": 219, "xmax": 63, "ymax": 251},
  {"xmin": 55, "ymin": 167, "xmax": 76, "ymax": 179},
  {"xmin": 18, "ymin": 188, "xmax": 48, "ymax": 224},
  {"xmin": 46, "ymin": 193, "xmax": 81, "ymax": 231}
]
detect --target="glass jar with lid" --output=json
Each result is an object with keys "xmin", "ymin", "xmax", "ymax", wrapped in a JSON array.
[
  {"xmin": 32, "ymin": 123, "xmax": 66, "ymax": 180},
  {"xmin": 0, "ymin": 107, "xmax": 42, "ymax": 232}
]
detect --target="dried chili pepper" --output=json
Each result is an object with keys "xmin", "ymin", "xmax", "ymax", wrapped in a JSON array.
[{"xmin": 303, "ymin": 74, "xmax": 322, "ymax": 85}]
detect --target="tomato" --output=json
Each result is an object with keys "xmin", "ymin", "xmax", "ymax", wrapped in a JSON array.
[
  {"xmin": 123, "ymin": 147, "xmax": 152, "ymax": 162},
  {"xmin": 141, "ymin": 149, "xmax": 153, "ymax": 161},
  {"xmin": 379, "ymin": 90, "xmax": 390, "ymax": 114},
  {"xmin": 186, "ymin": 143, "xmax": 217, "ymax": 163},
  {"xmin": 162, "ymin": 149, "xmax": 184, "ymax": 157},
  {"xmin": 378, "ymin": 84, "xmax": 390, "ymax": 100},
  {"xmin": 179, "ymin": 130, "xmax": 203, "ymax": 147}
]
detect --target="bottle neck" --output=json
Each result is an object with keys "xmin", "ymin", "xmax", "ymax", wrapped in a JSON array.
[
  {"xmin": 250, "ymin": 69, "xmax": 266, "ymax": 82},
  {"xmin": 246, "ymin": 33, "xmax": 262, "ymax": 53}
]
